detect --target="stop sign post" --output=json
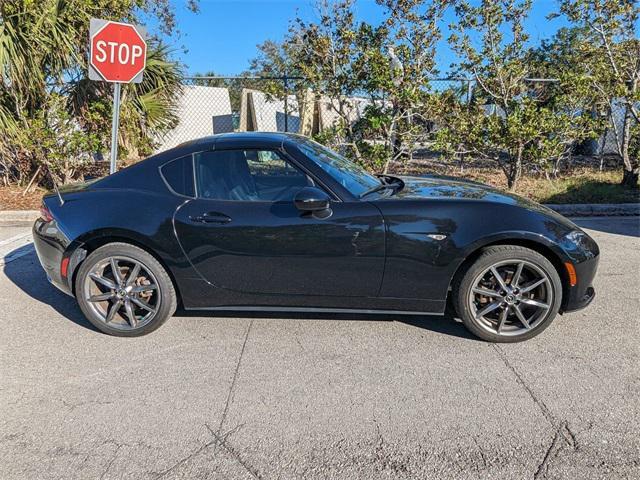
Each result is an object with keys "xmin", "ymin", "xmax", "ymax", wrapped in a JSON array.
[{"xmin": 89, "ymin": 19, "xmax": 147, "ymax": 173}]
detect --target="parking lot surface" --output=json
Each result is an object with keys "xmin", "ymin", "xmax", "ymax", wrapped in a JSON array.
[{"xmin": 1, "ymin": 217, "xmax": 638, "ymax": 479}]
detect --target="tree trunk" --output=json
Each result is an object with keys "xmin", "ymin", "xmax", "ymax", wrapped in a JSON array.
[
  {"xmin": 619, "ymin": 105, "xmax": 638, "ymax": 188},
  {"xmin": 599, "ymin": 126, "xmax": 608, "ymax": 171},
  {"xmin": 383, "ymin": 159, "xmax": 391, "ymax": 175},
  {"xmin": 506, "ymin": 147, "xmax": 523, "ymax": 191},
  {"xmin": 343, "ymin": 117, "xmax": 361, "ymax": 163},
  {"xmin": 389, "ymin": 102, "xmax": 402, "ymax": 164},
  {"xmin": 621, "ymin": 168, "xmax": 639, "ymax": 187},
  {"xmin": 348, "ymin": 127, "xmax": 362, "ymax": 162}
]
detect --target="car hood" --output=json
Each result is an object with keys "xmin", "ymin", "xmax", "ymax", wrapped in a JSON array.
[{"xmin": 393, "ymin": 175, "xmax": 576, "ymax": 225}]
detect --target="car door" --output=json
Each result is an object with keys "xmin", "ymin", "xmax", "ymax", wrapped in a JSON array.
[{"xmin": 173, "ymin": 148, "xmax": 385, "ymax": 297}]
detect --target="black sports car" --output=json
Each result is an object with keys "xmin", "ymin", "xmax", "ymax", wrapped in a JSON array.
[{"xmin": 33, "ymin": 133, "xmax": 599, "ymax": 341}]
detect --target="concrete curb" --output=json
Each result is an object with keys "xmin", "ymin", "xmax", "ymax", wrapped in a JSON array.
[
  {"xmin": 544, "ymin": 203, "xmax": 639, "ymax": 217},
  {"xmin": 0, "ymin": 210, "xmax": 39, "ymax": 224}
]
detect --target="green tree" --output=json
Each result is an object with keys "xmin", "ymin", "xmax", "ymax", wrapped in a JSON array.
[
  {"xmin": 361, "ymin": 0, "xmax": 446, "ymax": 172},
  {"xmin": 557, "ymin": 0, "xmax": 639, "ymax": 187},
  {"xmin": 438, "ymin": 0, "xmax": 596, "ymax": 191},
  {"xmin": 286, "ymin": 0, "xmax": 370, "ymax": 162},
  {"xmin": 526, "ymin": 27, "xmax": 603, "ymax": 176},
  {"xmin": 250, "ymin": 39, "xmax": 301, "ymax": 98},
  {"xmin": 282, "ymin": 0, "xmax": 446, "ymax": 173}
]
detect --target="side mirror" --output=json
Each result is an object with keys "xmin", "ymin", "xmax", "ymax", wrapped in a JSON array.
[{"xmin": 294, "ymin": 187, "xmax": 331, "ymax": 214}]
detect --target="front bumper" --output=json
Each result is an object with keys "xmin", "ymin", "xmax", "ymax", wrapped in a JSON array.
[
  {"xmin": 32, "ymin": 219, "xmax": 74, "ymax": 296},
  {"xmin": 562, "ymin": 254, "xmax": 599, "ymax": 313}
]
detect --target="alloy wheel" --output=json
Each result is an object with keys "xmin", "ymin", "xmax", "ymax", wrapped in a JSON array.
[
  {"xmin": 82, "ymin": 256, "xmax": 160, "ymax": 331},
  {"xmin": 467, "ymin": 260, "xmax": 553, "ymax": 337}
]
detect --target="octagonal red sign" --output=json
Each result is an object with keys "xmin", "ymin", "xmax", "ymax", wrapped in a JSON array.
[{"xmin": 90, "ymin": 21, "xmax": 147, "ymax": 83}]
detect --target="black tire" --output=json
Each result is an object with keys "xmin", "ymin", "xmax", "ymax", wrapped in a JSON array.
[
  {"xmin": 453, "ymin": 245, "xmax": 562, "ymax": 343},
  {"xmin": 75, "ymin": 242, "xmax": 177, "ymax": 337}
]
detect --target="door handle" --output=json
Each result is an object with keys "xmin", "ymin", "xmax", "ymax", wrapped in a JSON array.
[{"xmin": 189, "ymin": 212, "xmax": 232, "ymax": 224}]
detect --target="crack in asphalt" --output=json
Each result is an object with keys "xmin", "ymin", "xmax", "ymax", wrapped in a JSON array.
[
  {"xmin": 472, "ymin": 436, "xmax": 489, "ymax": 470},
  {"xmin": 534, "ymin": 421, "xmax": 577, "ymax": 479},
  {"xmin": 94, "ymin": 439, "xmax": 158, "ymax": 479},
  {"xmin": 153, "ymin": 438, "xmax": 217, "ymax": 479},
  {"xmin": 492, "ymin": 345, "xmax": 579, "ymax": 479},
  {"xmin": 151, "ymin": 424, "xmax": 258, "ymax": 480},
  {"xmin": 217, "ymin": 319, "xmax": 254, "ymax": 435},
  {"xmin": 99, "ymin": 443, "xmax": 122, "ymax": 480},
  {"xmin": 205, "ymin": 423, "xmax": 262, "ymax": 479},
  {"xmin": 491, "ymin": 344, "xmax": 556, "ymax": 426},
  {"xmin": 534, "ymin": 427, "xmax": 562, "ymax": 480},
  {"xmin": 62, "ymin": 399, "xmax": 115, "ymax": 412},
  {"xmin": 153, "ymin": 319, "xmax": 256, "ymax": 479}
]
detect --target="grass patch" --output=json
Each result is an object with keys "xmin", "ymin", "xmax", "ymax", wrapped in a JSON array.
[
  {"xmin": 524, "ymin": 172, "xmax": 640, "ymax": 204},
  {"xmin": 484, "ymin": 170, "xmax": 639, "ymax": 204},
  {"xmin": 398, "ymin": 162, "xmax": 639, "ymax": 204}
]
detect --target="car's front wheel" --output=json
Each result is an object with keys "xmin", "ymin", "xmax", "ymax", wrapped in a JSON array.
[
  {"xmin": 75, "ymin": 242, "xmax": 177, "ymax": 336},
  {"xmin": 453, "ymin": 245, "xmax": 562, "ymax": 342}
]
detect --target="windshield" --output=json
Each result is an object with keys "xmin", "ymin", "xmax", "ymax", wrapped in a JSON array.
[{"xmin": 297, "ymin": 139, "xmax": 381, "ymax": 197}]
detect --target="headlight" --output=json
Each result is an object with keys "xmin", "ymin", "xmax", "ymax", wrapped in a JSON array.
[
  {"xmin": 563, "ymin": 230, "xmax": 598, "ymax": 258},
  {"xmin": 565, "ymin": 230, "xmax": 587, "ymax": 245}
]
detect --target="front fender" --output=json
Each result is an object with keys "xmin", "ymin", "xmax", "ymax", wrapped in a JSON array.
[{"xmin": 457, "ymin": 229, "xmax": 572, "ymax": 266}]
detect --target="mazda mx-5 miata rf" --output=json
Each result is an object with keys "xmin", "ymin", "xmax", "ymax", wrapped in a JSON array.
[{"xmin": 33, "ymin": 133, "xmax": 599, "ymax": 341}]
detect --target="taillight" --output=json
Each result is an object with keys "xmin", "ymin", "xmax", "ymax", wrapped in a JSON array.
[
  {"xmin": 39, "ymin": 204, "xmax": 53, "ymax": 222},
  {"xmin": 60, "ymin": 257, "xmax": 70, "ymax": 277}
]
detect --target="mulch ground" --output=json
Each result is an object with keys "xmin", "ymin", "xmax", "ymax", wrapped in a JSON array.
[{"xmin": 0, "ymin": 186, "xmax": 45, "ymax": 211}]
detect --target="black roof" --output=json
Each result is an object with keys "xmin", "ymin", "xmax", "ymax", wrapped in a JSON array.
[
  {"xmin": 203, "ymin": 131, "xmax": 306, "ymax": 149},
  {"xmin": 154, "ymin": 132, "xmax": 309, "ymax": 158},
  {"xmin": 97, "ymin": 132, "xmax": 312, "ymax": 191}
]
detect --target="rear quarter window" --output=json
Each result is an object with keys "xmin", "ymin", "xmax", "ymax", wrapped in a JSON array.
[{"xmin": 160, "ymin": 155, "xmax": 195, "ymax": 197}]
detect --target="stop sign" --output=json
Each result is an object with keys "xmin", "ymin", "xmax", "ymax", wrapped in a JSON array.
[{"xmin": 90, "ymin": 20, "xmax": 146, "ymax": 83}]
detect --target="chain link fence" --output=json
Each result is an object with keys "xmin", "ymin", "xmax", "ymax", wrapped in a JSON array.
[
  {"xmin": 154, "ymin": 75, "xmax": 628, "ymax": 171},
  {"xmin": 3, "ymin": 75, "xmax": 632, "ymax": 194},
  {"xmin": 156, "ymin": 76, "xmax": 305, "ymax": 151}
]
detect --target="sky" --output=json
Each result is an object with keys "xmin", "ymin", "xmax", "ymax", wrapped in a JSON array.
[{"xmin": 152, "ymin": 0, "xmax": 571, "ymax": 77}]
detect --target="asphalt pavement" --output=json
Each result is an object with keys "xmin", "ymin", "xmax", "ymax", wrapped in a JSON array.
[{"xmin": 1, "ymin": 217, "xmax": 638, "ymax": 479}]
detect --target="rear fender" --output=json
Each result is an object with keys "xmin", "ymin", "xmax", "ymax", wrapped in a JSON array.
[{"xmin": 63, "ymin": 227, "xmax": 186, "ymax": 299}]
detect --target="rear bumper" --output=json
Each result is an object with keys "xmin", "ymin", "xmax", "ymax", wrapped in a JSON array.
[
  {"xmin": 562, "ymin": 254, "xmax": 599, "ymax": 313},
  {"xmin": 32, "ymin": 219, "xmax": 73, "ymax": 296}
]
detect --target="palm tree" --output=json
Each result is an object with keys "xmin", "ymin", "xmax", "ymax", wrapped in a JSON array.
[
  {"xmin": 66, "ymin": 41, "xmax": 183, "ymax": 160},
  {"xmin": 0, "ymin": 0, "xmax": 184, "ymax": 185}
]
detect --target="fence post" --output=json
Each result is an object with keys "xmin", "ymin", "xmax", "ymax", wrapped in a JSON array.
[
  {"xmin": 459, "ymin": 79, "xmax": 473, "ymax": 173},
  {"xmin": 283, "ymin": 75, "xmax": 289, "ymax": 133}
]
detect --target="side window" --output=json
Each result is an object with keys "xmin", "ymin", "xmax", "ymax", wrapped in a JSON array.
[
  {"xmin": 245, "ymin": 150, "xmax": 301, "ymax": 177},
  {"xmin": 194, "ymin": 149, "xmax": 313, "ymax": 202},
  {"xmin": 160, "ymin": 155, "xmax": 194, "ymax": 197}
]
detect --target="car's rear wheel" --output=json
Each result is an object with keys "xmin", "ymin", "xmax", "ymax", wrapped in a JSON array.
[
  {"xmin": 453, "ymin": 245, "xmax": 562, "ymax": 342},
  {"xmin": 75, "ymin": 243, "xmax": 176, "ymax": 336}
]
